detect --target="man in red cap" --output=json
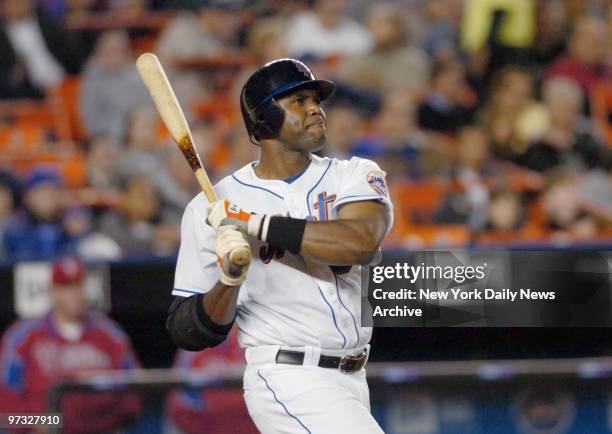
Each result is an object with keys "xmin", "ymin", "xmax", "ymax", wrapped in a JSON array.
[{"xmin": 0, "ymin": 257, "xmax": 142, "ymax": 433}]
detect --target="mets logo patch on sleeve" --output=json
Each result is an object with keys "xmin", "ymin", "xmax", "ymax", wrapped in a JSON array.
[{"xmin": 367, "ymin": 171, "xmax": 388, "ymax": 197}]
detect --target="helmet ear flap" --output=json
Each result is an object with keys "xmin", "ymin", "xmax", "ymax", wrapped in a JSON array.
[{"xmin": 252, "ymin": 100, "xmax": 284, "ymax": 143}]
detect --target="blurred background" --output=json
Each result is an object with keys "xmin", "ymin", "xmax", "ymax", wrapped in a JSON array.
[{"xmin": 0, "ymin": 0, "xmax": 611, "ymax": 432}]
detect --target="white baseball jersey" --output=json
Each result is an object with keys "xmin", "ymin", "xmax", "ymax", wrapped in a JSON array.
[{"xmin": 172, "ymin": 154, "xmax": 393, "ymax": 352}]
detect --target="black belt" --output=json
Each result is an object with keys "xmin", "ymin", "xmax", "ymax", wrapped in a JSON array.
[{"xmin": 275, "ymin": 349, "xmax": 368, "ymax": 373}]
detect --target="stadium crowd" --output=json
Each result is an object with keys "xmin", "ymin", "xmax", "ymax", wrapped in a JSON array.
[{"xmin": 0, "ymin": 0, "xmax": 611, "ymax": 261}]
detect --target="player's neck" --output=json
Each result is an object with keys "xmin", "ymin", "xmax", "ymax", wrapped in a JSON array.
[
  {"xmin": 255, "ymin": 147, "xmax": 311, "ymax": 180},
  {"xmin": 52, "ymin": 310, "xmax": 84, "ymax": 328}
]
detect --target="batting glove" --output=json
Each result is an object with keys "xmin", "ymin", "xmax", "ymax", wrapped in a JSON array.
[
  {"xmin": 215, "ymin": 226, "xmax": 251, "ymax": 286},
  {"xmin": 206, "ymin": 200, "xmax": 266, "ymax": 238}
]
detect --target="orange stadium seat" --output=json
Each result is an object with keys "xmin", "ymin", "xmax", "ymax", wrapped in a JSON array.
[
  {"xmin": 386, "ymin": 185, "xmax": 468, "ymax": 248},
  {"xmin": 399, "ymin": 224, "xmax": 470, "ymax": 248},
  {"xmin": 155, "ymin": 121, "xmax": 170, "ymax": 141},
  {"xmin": 131, "ymin": 35, "xmax": 158, "ymax": 56},
  {"xmin": 192, "ymin": 94, "xmax": 238, "ymax": 124},
  {"xmin": 0, "ymin": 99, "xmax": 70, "ymax": 145},
  {"xmin": 391, "ymin": 180, "xmax": 448, "ymax": 224},
  {"xmin": 58, "ymin": 155, "xmax": 87, "ymax": 188},
  {"xmin": 7, "ymin": 102, "xmax": 54, "ymax": 125},
  {"xmin": 17, "ymin": 122, "xmax": 47, "ymax": 147},
  {"xmin": 475, "ymin": 226, "xmax": 548, "ymax": 245},
  {"xmin": 0, "ymin": 125, "xmax": 13, "ymax": 147},
  {"xmin": 596, "ymin": 228, "xmax": 612, "ymax": 240},
  {"xmin": 0, "ymin": 141, "xmax": 85, "ymax": 188}
]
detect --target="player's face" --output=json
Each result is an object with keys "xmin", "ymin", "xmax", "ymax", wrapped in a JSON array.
[
  {"xmin": 52, "ymin": 284, "xmax": 85, "ymax": 321},
  {"xmin": 276, "ymin": 89, "xmax": 327, "ymax": 152}
]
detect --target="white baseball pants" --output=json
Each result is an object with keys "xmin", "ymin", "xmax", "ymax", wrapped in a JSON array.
[{"xmin": 243, "ymin": 346, "xmax": 384, "ymax": 434}]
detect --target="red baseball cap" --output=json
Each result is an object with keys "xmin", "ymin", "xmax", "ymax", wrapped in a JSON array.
[{"xmin": 52, "ymin": 257, "xmax": 86, "ymax": 285}]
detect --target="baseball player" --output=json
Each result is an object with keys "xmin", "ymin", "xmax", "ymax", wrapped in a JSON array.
[{"xmin": 167, "ymin": 58, "xmax": 393, "ymax": 434}]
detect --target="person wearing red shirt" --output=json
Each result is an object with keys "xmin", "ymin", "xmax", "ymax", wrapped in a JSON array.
[
  {"xmin": 544, "ymin": 16, "xmax": 610, "ymax": 98},
  {"xmin": 0, "ymin": 257, "xmax": 141, "ymax": 434}
]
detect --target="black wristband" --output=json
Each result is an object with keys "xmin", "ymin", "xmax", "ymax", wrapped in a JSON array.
[{"xmin": 265, "ymin": 216, "xmax": 307, "ymax": 255}]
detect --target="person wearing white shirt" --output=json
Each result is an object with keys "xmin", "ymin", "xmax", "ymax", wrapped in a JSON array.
[
  {"xmin": 0, "ymin": 0, "xmax": 83, "ymax": 99},
  {"xmin": 286, "ymin": 0, "xmax": 373, "ymax": 58}
]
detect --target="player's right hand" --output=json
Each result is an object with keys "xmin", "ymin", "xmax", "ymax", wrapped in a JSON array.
[
  {"xmin": 215, "ymin": 226, "xmax": 251, "ymax": 286},
  {"xmin": 206, "ymin": 199, "xmax": 264, "ymax": 238}
]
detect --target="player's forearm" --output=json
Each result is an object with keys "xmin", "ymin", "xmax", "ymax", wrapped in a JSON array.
[
  {"xmin": 202, "ymin": 280, "xmax": 241, "ymax": 325},
  {"xmin": 301, "ymin": 219, "xmax": 383, "ymax": 264}
]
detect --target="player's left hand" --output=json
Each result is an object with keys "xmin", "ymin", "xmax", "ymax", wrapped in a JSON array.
[
  {"xmin": 215, "ymin": 226, "xmax": 251, "ymax": 286},
  {"xmin": 206, "ymin": 199, "xmax": 264, "ymax": 237}
]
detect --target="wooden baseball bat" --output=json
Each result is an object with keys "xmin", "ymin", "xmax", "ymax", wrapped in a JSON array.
[{"xmin": 136, "ymin": 52, "xmax": 251, "ymax": 266}]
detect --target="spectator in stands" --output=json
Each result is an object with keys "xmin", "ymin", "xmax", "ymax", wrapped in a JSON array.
[
  {"xmin": 285, "ymin": 0, "xmax": 372, "ymax": 58},
  {"xmin": 544, "ymin": 16, "xmax": 610, "ymax": 99},
  {"xmin": 39, "ymin": 0, "xmax": 104, "ymax": 20},
  {"xmin": 199, "ymin": 5, "xmax": 244, "ymax": 48},
  {"xmin": 159, "ymin": 148, "xmax": 200, "ymax": 208},
  {"xmin": 0, "ymin": 0, "xmax": 84, "ymax": 99},
  {"xmin": 118, "ymin": 107, "xmax": 191, "ymax": 210},
  {"xmin": 352, "ymin": 92, "xmax": 432, "ymax": 179},
  {"xmin": 527, "ymin": 0, "xmax": 568, "ymax": 73},
  {"xmin": 323, "ymin": 104, "xmax": 364, "ymax": 159},
  {"xmin": 454, "ymin": 125, "xmax": 497, "ymax": 178},
  {"xmin": 0, "ymin": 170, "xmax": 22, "ymax": 258},
  {"xmin": 63, "ymin": 206, "xmax": 122, "ymax": 260},
  {"xmin": 85, "ymin": 135, "xmax": 122, "ymax": 190},
  {"xmin": 541, "ymin": 169, "xmax": 598, "ymax": 240},
  {"xmin": 486, "ymin": 190, "xmax": 525, "ymax": 231},
  {"xmin": 479, "ymin": 66, "xmax": 546, "ymax": 163},
  {"xmin": 155, "ymin": 6, "xmax": 225, "ymax": 114},
  {"xmin": 165, "ymin": 328, "xmax": 259, "ymax": 434},
  {"xmin": 246, "ymin": 16, "xmax": 288, "ymax": 64},
  {"xmin": 76, "ymin": 0, "xmax": 104, "ymax": 16},
  {"xmin": 98, "ymin": 174, "xmax": 177, "ymax": 256},
  {"xmin": 79, "ymin": 29, "xmax": 150, "ymax": 141},
  {"xmin": 0, "ymin": 256, "xmax": 141, "ymax": 434},
  {"xmin": 38, "ymin": 0, "xmax": 67, "ymax": 19},
  {"xmin": 519, "ymin": 77, "xmax": 611, "ymax": 172},
  {"xmin": 422, "ymin": 0, "xmax": 462, "ymax": 64},
  {"xmin": 417, "ymin": 61, "xmax": 476, "ymax": 133},
  {"xmin": 219, "ymin": 128, "xmax": 260, "ymax": 176},
  {"xmin": 151, "ymin": 219, "xmax": 181, "ymax": 257},
  {"xmin": 3, "ymin": 166, "xmax": 68, "ymax": 261},
  {"xmin": 433, "ymin": 127, "xmax": 494, "ymax": 230},
  {"xmin": 338, "ymin": 2, "xmax": 430, "ymax": 93},
  {"xmin": 108, "ymin": 0, "xmax": 148, "ymax": 19},
  {"xmin": 579, "ymin": 170, "xmax": 612, "ymax": 228},
  {"xmin": 117, "ymin": 107, "xmax": 165, "ymax": 176}
]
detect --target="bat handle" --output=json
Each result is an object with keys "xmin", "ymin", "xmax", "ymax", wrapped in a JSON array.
[{"xmin": 229, "ymin": 247, "xmax": 252, "ymax": 266}]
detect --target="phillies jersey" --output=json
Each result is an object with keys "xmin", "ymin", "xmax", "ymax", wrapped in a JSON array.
[
  {"xmin": 0, "ymin": 311, "xmax": 141, "ymax": 433},
  {"xmin": 172, "ymin": 155, "xmax": 393, "ymax": 351},
  {"xmin": 166, "ymin": 328, "xmax": 259, "ymax": 434}
]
